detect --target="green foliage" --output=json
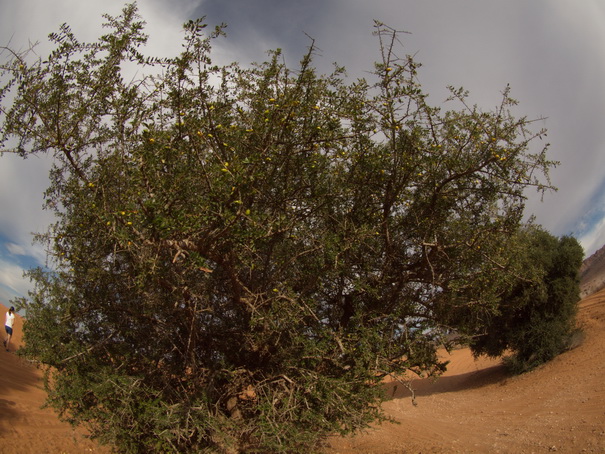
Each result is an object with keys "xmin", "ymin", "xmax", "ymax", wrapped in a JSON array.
[
  {"xmin": 1, "ymin": 5, "xmax": 559, "ymax": 452},
  {"xmin": 471, "ymin": 227, "xmax": 584, "ymax": 374}
]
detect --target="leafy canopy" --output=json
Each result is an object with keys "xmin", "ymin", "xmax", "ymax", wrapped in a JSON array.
[
  {"xmin": 471, "ymin": 227, "xmax": 583, "ymax": 373},
  {"xmin": 1, "ymin": 4, "xmax": 559, "ymax": 452}
]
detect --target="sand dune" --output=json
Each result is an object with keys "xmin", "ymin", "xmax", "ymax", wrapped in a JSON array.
[
  {"xmin": 0, "ymin": 303, "xmax": 107, "ymax": 453},
  {"xmin": 2, "ymin": 289, "xmax": 605, "ymax": 453}
]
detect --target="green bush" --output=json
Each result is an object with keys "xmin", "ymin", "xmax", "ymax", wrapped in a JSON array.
[{"xmin": 471, "ymin": 228, "xmax": 584, "ymax": 374}]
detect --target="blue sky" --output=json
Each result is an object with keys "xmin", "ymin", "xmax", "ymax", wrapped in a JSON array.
[{"xmin": 1, "ymin": 0, "xmax": 605, "ymax": 303}]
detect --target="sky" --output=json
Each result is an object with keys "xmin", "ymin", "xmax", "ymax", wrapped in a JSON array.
[{"xmin": 1, "ymin": 0, "xmax": 605, "ymax": 304}]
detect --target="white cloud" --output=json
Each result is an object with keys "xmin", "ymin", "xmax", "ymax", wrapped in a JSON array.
[
  {"xmin": 1, "ymin": 0, "xmax": 196, "ymax": 50},
  {"xmin": 0, "ymin": 258, "xmax": 32, "ymax": 300},
  {"xmin": 579, "ymin": 217, "xmax": 605, "ymax": 258},
  {"xmin": 0, "ymin": 153, "xmax": 54, "ymax": 269},
  {"xmin": 5, "ymin": 242, "xmax": 26, "ymax": 256}
]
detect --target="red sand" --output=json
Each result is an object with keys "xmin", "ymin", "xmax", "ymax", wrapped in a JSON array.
[{"xmin": 0, "ymin": 303, "xmax": 108, "ymax": 453}]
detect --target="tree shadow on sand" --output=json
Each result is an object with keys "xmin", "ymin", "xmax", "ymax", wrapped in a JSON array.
[{"xmin": 385, "ymin": 363, "xmax": 509, "ymax": 401}]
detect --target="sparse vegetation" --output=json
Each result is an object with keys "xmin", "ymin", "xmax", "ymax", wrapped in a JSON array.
[{"xmin": 0, "ymin": 4, "xmax": 574, "ymax": 452}]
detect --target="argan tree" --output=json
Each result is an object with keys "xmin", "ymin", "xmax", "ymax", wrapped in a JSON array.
[
  {"xmin": 471, "ymin": 227, "xmax": 583, "ymax": 373},
  {"xmin": 1, "ymin": 4, "xmax": 557, "ymax": 452}
]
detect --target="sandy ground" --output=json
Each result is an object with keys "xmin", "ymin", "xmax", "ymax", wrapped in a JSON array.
[
  {"xmin": 1, "ymin": 289, "xmax": 605, "ymax": 453},
  {"xmin": 0, "ymin": 304, "xmax": 108, "ymax": 453}
]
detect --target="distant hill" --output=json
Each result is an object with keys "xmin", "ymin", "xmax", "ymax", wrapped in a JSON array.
[{"xmin": 580, "ymin": 243, "xmax": 605, "ymax": 298}]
